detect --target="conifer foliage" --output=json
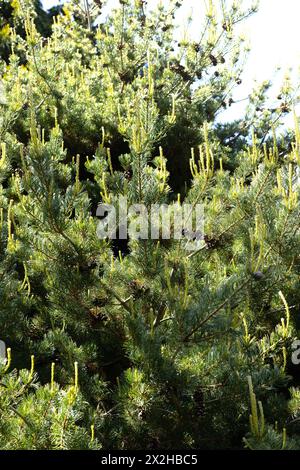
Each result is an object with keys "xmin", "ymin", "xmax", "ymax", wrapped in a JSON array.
[{"xmin": 1, "ymin": 0, "xmax": 300, "ymax": 450}]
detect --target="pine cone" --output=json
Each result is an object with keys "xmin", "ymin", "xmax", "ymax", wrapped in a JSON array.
[
  {"xmin": 123, "ymin": 169, "xmax": 132, "ymax": 180},
  {"xmin": 209, "ymin": 54, "xmax": 218, "ymax": 66},
  {"xmin": 128, "ymin": 279, "xmax": 149, "ymax": 298},
  {"xmin": 204, "ymin": 235, "xmax": 220, "ymax": 249}
]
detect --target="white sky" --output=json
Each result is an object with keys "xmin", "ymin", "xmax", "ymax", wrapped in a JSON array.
[{"xmin": 42, "ymin": 0, "xmax": 300, "ymax": 123}]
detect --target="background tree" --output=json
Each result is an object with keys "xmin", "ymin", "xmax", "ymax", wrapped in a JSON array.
[
  {"xmin": 0, "ymin": 0, "xmax": 60, "ymax": 62},
  {"xmin": 1, "ymin": 0, "xmax": 300, "ymax": 450}
]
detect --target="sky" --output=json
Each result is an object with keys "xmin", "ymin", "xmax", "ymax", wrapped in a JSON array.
[{"xmin": 41, "ymin": 0, "xmax": 300, "ymax": 124}]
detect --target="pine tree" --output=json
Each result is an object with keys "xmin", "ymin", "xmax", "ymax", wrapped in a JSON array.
[
  {"xmin": 0, "ymin": 0, "xmax": 300, "ymax": 450},
  {"xmin": 0, "ymin": 349, "xmax": 101, "ymax": 449},
  {"xmin": 0, "ymin": 0, "xmax": 58, "ymax": 62}
]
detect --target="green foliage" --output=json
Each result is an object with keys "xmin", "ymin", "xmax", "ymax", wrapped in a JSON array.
[
  {"xmin": 0, "ymin": 351, "xmax": 100, "ymax": 449},
  {"xmin": 0, "ymin": 0, "xmax": 300, "ymax": 450},
  {"xmin": 0, "ymin": 1, "xmax": 56, "ymax": 62},
  {"xmin": 243, "ymin": 377, "xmax": 300, "ymax": 450}
]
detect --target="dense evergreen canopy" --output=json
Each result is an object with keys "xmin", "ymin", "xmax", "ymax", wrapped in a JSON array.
[{"xmin": 0, "ymin": 0, "xmax": 300, "ymax": 450}]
